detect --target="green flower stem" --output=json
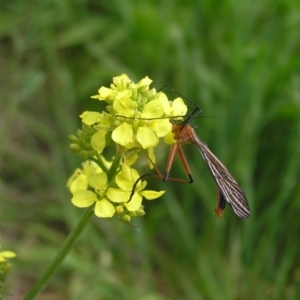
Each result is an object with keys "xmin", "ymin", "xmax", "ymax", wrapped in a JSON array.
[
  {"xmin": 96, "ymin": 154, "xmax": 109, "ymax": 173},
  {"xmin": 106, "ymin": 154, "xmax": 122, "ymax": 183},
  {"xmin": 24, "ymin": 206, "xmax": 94, "ymax": 299}
]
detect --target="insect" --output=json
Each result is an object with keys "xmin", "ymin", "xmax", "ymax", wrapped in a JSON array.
[
  {"xmin": 163, "ymin": 108, "xmax": 250, "ymax": 218},
  {"xmin": 127, "ymin": 86, "xmax": 250, "ymax": 218}
]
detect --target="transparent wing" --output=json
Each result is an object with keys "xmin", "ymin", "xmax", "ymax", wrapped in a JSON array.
[{"xmin": 191, "ymin": 132, "xmax": 250, "ymax": 218}]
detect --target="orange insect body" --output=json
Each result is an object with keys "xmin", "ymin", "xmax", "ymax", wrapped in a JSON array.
[{"xmin": 172, "ymin": 123, "xmax": 195, "ymax": 144}]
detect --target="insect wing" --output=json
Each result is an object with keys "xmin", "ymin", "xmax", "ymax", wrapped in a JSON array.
[{"xmin": 191, "ymin": 132, "xmax": 250, "ymax": 218}]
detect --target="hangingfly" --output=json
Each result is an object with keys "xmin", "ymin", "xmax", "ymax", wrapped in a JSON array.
[{"xmin": 163, "ymin": 109, "xmax": 251, "ymax": 218}]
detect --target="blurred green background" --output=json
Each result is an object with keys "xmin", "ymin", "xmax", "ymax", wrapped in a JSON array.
[{"xmin": 1, "ymin": 0, "xmax": 300, "ymax": 299}]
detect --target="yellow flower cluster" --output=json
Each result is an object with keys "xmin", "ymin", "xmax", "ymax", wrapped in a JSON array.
[{"xmin": 68, "ymin": 74, "xmax": 187, "ymax": 221}]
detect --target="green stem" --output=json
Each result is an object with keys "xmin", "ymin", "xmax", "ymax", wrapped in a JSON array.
[{"xmin": 24, "ymin": 206, "xmax": 94, "ymax": 299}]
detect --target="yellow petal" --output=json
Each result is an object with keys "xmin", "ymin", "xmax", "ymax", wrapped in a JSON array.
[
  {"xmin": 170, "ymin": 97, "xmax": 188, "ymax": 116},
  {"xmin": 0, "ymin": 251, "xmax": 16, "ymax": 260},
  {"xmin": 115, "ymin": 89, "xmax": 132, "ymax": 100},
  {"xmin": 125, "ymin": 192, "xmax": 142, "ymax": 211},
  {"xmin": 71, "ymin": 190, "xmax": 97, "ymax": 207},
  {"xmin": 67, "ymin": 168, "xmax": 81, "ymax": 187},
  {"xmin": 80, "ymin": 111, "xmax": 102, "ymax": 125},
  {"xmin": 113, "ymin": 74, "xmax": 131, "ymax": 87},
  {"xmin": 139, "ymin": 190, "xmax": 165, "ymax": 200},
  {"xmin": 93, "ymin": 114, "xmax": 112, "ymax": 130},
  {"xmin": 141, "ymin": 100, "xmax": 164, "ymax": 119},
  {"xmin": 134, "ymin": 76, "xmax": 152, "ymax": 89},
  {"xmin": 115, "ymin": 166, "xmax": 133, "ymax": 191},
  {"xmin": 88, "ymin": 173, "xmax": 107, "ymax": 189},
  {"xmin": 106, "ymin": 188, "xmax": 131, "ymax": 203},
  {"xmin": 164, "ymin": 131, "xmax": 175, "ymax": 144},
  {"xmin": 135, "ymin": 179, "xmax": 147, "ymax": 192},
  {"xmin": 157, "ymin": 93, "xmax": 171, "ymax": 114},
  {"xmin": 82, "ymin": 161, "xmax": 103, "ymax": 176},
  {"xmin": 147, "ymin": 148, "xmax": 156, "ymax": 169},
  {"xmin": 112, "ymin": 123, "xmax": 133, "ymax": 146},
  {"xmin": 136, "ymin": 126, "xmax": 158, "ymax": 149},
  {"xmin": 68, "ymin": 172, "xmax": 88, "ymax": 194},
  {"xmin": 115, "ymin": 165, "xmax": 143, "ymax": 191},
  {"xmin": 113, "ymin": 97, "xmax": 135, "ymax": 117},
  {"xmin": 148, "ymin": 119, "xmax": 172, "ymax": 137},
  {"xmin": 123, "ymin": 152, "xmax": 138, "ymax": 166},
  {"xmin": 91, "ymin": 130, "xmax": 107, "ymax": 154},
  {"xmin": 94, "ymin": 199, "xmax": 115, "ymax": 218},
  {"xmin": 92, "ymin": 86, "xmax": 114, "ymax": 101}
]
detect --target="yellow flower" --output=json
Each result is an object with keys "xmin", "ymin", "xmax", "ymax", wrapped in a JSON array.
[
  {"xmin": 0, "ymin": 246, "xmax": 16, "ymax": 262},
  {"xmin": 115, "ymin": 164, "xmax": 165, "ymax": 212},
  {"xmin": 68, "ymin": 161, "xmax": 116, "ymax": 218},
  {"xmin": 67, "ymin": 160, "xmax": 165, "ymax": 219}
]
